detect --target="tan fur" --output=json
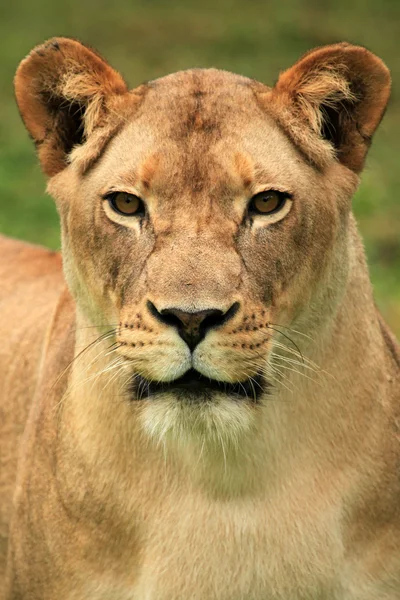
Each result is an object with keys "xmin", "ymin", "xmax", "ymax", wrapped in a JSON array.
[{"xmin": 1, "ymin": 38, "xmax": 399, "ymax": 599}]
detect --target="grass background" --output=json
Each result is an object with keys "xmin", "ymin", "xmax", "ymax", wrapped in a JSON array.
[{"xmin": 0, "ymin": 0, "xmax": 399, "ymax": 335}]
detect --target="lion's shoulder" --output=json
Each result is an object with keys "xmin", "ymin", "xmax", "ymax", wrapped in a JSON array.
[
  {"xmin": 0, "ymin": 234, "xmax": 62, "ymax": 289},
  {"xmin": 0, "ymin": 236, "xmax": 69, "ymax": 576}
]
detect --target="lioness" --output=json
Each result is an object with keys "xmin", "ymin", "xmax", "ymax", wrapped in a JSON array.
[{"xmin": 0, "ymin": 37, "xmax": 399, "ymax": 599}]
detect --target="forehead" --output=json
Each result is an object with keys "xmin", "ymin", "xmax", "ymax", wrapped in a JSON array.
[
  {"xmin": 87, "ymin": 68, "xmax": 314, "ymax": 193},
  {"xmin": 143, "ymin": 68, "xmax": 265, "ymax": 138}
]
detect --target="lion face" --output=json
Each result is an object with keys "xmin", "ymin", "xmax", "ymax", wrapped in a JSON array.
[{"xmin": 15, "ymin": 39, "xmax": 390, "ymax": 444}]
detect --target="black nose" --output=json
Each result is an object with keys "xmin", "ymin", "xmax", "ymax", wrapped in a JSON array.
[{"xmin": 147, "ymin": 301, "xmax": 239, "ymax": 351}]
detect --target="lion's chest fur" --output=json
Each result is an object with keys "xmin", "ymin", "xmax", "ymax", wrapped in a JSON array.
[
  {"xmin": 65, "ymin": 466, "xmax": 346, "ymax": 600},
  {"xmin": 129, "ymin": 492, "xmax": 344, "ymax": 600}
]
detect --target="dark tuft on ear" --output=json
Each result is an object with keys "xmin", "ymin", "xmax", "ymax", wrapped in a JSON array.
[
  {"xmin": 15, "ymin": 37, "xmax": 129, "ymax": 176},
  {"xmin": 260, "ymin": 43, "xmax": 391, "ymax": 172}
]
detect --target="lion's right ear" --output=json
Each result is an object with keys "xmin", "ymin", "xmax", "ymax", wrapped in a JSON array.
[{"xmin": 14, "ymin": 38, "xmax": 129, "ymax": 176}]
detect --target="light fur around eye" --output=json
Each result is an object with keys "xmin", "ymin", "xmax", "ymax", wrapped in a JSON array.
[{"xmin": 247, "ymin": 191, "xmax": 293, "ymax": 229}]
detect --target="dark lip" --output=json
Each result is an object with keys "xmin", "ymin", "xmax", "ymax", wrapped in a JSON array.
[{"xmin": 132, "ymin": 368, "xmax": 265, "ymax": 402}]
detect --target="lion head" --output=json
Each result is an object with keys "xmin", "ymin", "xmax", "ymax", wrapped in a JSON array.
[{"xmin": 15, "ymin": 39, "xmax": 390, "ymax": 450}]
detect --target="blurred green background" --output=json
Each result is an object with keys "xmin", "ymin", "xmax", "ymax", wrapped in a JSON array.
[{"xmin": 0, "ymin": 0, "xmax": 399, "ymax": 335}]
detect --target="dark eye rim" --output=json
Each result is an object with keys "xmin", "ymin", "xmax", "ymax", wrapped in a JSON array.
[
  {"xmin": 248, "ymin": 190, "xmax": 291, "ymax": 216},
  {"xmin": 103, "ymin": 191, "xmax": 146, "ymax": 217}
]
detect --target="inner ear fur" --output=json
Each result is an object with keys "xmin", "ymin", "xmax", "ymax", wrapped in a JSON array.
[
  {"xmin": 15, "ymin": 37, "xmax": 130, "ymax": 176},
  {"xmin": 264, "ymin": 43, "xmax": 391, "ymax": 172}
]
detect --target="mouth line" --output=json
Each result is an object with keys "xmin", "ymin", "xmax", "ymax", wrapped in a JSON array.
[{"xmin": 132, "ymin": 368, "xmax": 265, "ymax": 402}]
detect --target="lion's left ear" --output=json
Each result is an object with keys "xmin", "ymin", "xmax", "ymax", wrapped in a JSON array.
[
  {"xmin": 264, "ymin": 43, "xmax": 391, "ymax": 172},
  {"xmin": 15, "ymin": 37, "xmax": 130, "ymax": 176}
]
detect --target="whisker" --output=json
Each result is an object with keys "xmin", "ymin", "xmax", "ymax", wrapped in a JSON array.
[
  {"xmin": 71, "ymin": 323, "xmax": 119, "ymax": 332},
  {"xmin": 266, "ymin": 325, "xmax": 305, "ymax": 363},
  {"xmin": 244, "ymin": 358, "xmax": 294, "ymax": 395},
  {"xmin": 51, "ymin": 329, "xmax": 117, "ymax": 390},
  {"xmin": 271, "ymin": 340, "xmax": 319, "ymax": 369},
  {"xmin": 271, "ymin": 354, "xmax": 320, "ymax": 374},
  {"xmin": 270, "ymin": 359, "xmax": 320, "ymax": 385},
  {"xmin": 52, "ymin": 339, "xmax": 124, "ymax": 411},
  {"xmin": 268, "ymin": 322, "xmax": 314, "ymax": 342}
]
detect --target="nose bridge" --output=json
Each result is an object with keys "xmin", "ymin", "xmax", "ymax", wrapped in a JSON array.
[
  {"xmin": 146, "ymin": 228, "xmax": 241, "ymax": 308},
  {"xmin": 165, "ymin": 308, "xmax": 218, "ymax": 331}
]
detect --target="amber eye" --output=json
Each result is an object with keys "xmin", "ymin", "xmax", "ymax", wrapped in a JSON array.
[
  {"xmin": 248, "ymin": 191, "xmax": 287, "ymax": 215},
  {"xmin": 108, "ymin": 192, "xmax": 144, "ymax": 216}
]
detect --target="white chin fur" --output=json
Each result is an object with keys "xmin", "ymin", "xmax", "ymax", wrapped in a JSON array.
[{"xmin": 139, "ymin": 392, "xmax": 257, "ymax": 453}]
